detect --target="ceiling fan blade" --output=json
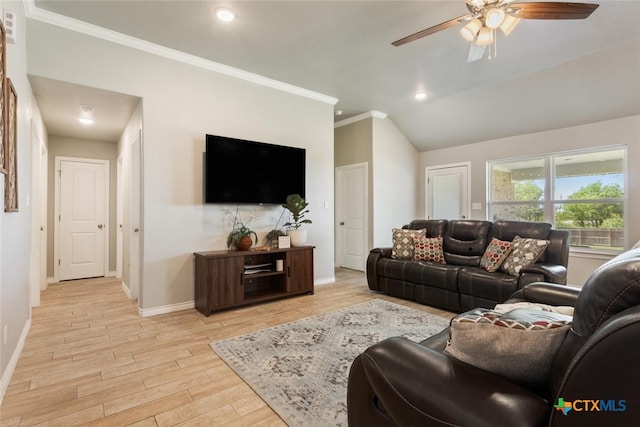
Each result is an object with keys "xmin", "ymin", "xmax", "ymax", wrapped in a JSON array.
[
  {"xmin": 509, "ymin": 2, "xmax": 599, "ymax": 20},
  {"xmin": 467, "ymin": 43, "xmax": 486, "ymax": 62},
  {"xmin": 392, "ymin": 15, "xmax": 470, "ymax": 46}
]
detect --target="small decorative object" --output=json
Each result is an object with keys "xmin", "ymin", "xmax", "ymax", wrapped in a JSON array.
[
  {"xmin": 225, "ymin": 208, "xmax": 258, "ymax": 251},
  {"xmin": 4, "ymin": 78, "xmax": 17, "ymax": 212},
  {"xmin": 266, "ymin": 229, "xmax": 286, "ymax": 248},
  {"xmin": 282, "ymin": 194, "xmax": 312, "ymax": 247},
  {"xmin": 278, "ymin": 235, "xmax": 291, "ymax": 249}
]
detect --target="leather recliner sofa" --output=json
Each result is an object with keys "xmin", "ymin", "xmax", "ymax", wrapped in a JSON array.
[
  {"xmin": 348, "ymin": 247, "xmax": 640, "ymax": 426},
  {"xmin": 367, "ymin": 219, "xmax": 570, "ymax": 312}
]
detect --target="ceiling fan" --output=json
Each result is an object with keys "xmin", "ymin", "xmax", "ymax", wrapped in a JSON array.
[{"xmin": 392, "ymin": 1, "xmax": 599, "ymax": 61}]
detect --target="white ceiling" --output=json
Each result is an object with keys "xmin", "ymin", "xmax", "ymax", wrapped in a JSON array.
[{"xmin": 29, "ymin": 0, "xmax": 640, "ymax": 151}]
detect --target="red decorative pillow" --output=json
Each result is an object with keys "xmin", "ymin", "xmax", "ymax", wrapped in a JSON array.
[
  {"xmin": 480, "ymin": 238, "xmax": 513, "ymax": 272},
  {"xmin": 413, "ymin": 236, "xmax": 446, "ymax": 264}
]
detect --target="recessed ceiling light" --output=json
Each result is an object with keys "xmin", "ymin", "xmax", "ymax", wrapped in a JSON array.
[
  {"xmin": 215, "ymin": 7, "xmax": 236, "ymax": 22},
  {"xmin": 78, "ymin": 105, "xmax": 94, "ymax": 125},
  {"xmin": 414, "ymin": 92, "xmax": 427, "ymax": 101},
  {"xmin": 335, "ymin": 110, "xmax": 343, "ymax": 116}
]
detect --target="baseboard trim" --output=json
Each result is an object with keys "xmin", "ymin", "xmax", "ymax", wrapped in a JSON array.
[
  {"xmin": 138, "ymin": 301, "xmax": 195, "ymax": 318},
  {"xmin": 0, "ymin": 318, "xmax": 32, "ymax": 405},
  {"xmin": 315, "ymin": 276, "xmax": 336, "ymax": 286},
  {"xmin": 121, "ymin": 281, "xmax": 131, "ymax": 299}
]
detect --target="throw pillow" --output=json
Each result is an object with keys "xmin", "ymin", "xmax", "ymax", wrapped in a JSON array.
[
  {"xmin": 500, "ymin": 236, "xmax": 550, "ymax": 276},
  {"xmin": 391, "ymin": 228, "xmax": 426, "ymax": 260},
  {"xmin": 413, "ymin": 236, "xmax": 446, "ymax": 264},
  {"xmin": 444, "ymin": 308, "xmax": 572, "ymax": 389},
  {"xmin": 479, "ymin": 238, "xmax": 513, "ymax": 272}
]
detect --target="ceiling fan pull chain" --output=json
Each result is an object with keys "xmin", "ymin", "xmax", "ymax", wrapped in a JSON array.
[{"xmin": 489, "ymin": 29, "xmax": 497, "ymax": 60}]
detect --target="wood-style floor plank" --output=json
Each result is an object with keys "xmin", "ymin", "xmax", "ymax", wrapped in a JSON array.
[{"xmin": 1, "ymin": 268, "xmax": 452, "ymax": 426}]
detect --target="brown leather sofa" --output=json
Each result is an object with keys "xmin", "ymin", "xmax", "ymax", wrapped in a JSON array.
[
  {"xmin": 348, "ymin": 247, "xmax": 640, "ymax": 427},
  {"xmin": 367, "ymin": 219, "xmax": 570, "ymax": 312}
]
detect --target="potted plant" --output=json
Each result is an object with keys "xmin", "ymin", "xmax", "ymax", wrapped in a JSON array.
[
  {"xmin": 282, "ymin": 194, "xmax": 312, "ymax": 246},
  {"xmin": 225, "ymin": 208, "xmax": 258, "ymax": 251}
]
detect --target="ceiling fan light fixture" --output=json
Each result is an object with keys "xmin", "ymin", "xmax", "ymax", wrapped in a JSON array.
[
  {"xmin": 484, "ymin": 7, "xmax": 505, "ymax": 29},
  {"xmin": 500, "ymin": 14, "xmax": 520, "ymax": 35},
  {"xmin": 460, "ymin": 18, "xmax": 482, "ymax": 41},
  {"xmin": 215, "ymin": 7, "xmax": 236, "ymax": 22},
  {"xmin": 476, "ymin": 26, "xmax": 494, "ymax": 45}
]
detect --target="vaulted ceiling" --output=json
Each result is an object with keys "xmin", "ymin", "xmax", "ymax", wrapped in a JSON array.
[{"xmin": 30, "ymin": 0, "xmax": 640, "ymax": 151}]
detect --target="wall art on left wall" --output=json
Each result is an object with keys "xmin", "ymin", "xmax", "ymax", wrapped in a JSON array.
[
  {"xmin": 4, "ymin": 77, "xmax": 17, "ymax": 212},
  {"xmin": 0, "ymin": 20, "xmax": 6, "ymax": 175}
]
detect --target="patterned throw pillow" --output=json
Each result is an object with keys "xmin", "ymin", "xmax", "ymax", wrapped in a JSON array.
[
  {"xmin": 501, "ymin": 236, "xmax": 550, "ymax": 276},
  {"xmin": 391, "ymin": 228, "xmax": 426, "ymax": 259},
  {"xmin": 479, "ymin": 238, "xmax": 513, "ymax": 272},
  {"xmin": 413, "ymin": 236, "xmax": 446, "ymax": 264},
  {"xmin": 444, "ymin": 307, "xmax": 572, "ymax": 388}
]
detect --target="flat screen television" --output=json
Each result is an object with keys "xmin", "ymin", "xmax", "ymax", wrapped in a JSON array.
[{"xmin": 204, "ymin": 134, "xmax": 306, "ymax": 204}]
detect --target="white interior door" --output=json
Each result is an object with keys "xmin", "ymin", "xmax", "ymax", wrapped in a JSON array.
[
  {"xmin": 426, "ymin": 163, "xmax": 470, "ymax": 220},
  {"xmin": 40, "ymin": 143, "xmax": 48, "ymax": 291},
  {"xmin": 336, "ymin": 163, "xmax": 368, "ymax": 271},
  {"xmin": 56, "ymin": 157, "xmax": 109, "ymax": 281},
  {"xmin": 129, "ymin": 133, "xmax": 141, "ymax": 300},
  {"xmin": 116, "ymin": 154, "xmax": 123, "ymax": 279}
]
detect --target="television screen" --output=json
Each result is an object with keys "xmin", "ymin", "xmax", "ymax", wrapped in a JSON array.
[{"xmin": 205, "ymin": 134, "xmax": 306, "ymax": 204}]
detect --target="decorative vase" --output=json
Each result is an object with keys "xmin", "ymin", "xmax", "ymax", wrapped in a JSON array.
[
  {"xmin": 235, "ymin": 236, "xmax": 253, "ymax": 251},
  {"xmin": 287, "ymin": 229, "xmax": 307, "ymax": 247}
]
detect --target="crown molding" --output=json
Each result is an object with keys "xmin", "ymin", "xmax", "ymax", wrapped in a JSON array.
[
  {"xmin": 24, "ymin": 1, "xmax": 338, "ymax": 106},
  {"xmin": 334, "ymin": 110, "xmax": 388, "ymax": 128}
]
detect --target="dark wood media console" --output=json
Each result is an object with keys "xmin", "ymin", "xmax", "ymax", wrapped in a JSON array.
[{"xmin": 194, "ymin": 246, "xmax": 314, "ymax": 316}]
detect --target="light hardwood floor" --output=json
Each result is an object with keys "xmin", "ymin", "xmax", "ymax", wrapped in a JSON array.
[{"xmin": 1, "ymin": 269, "xmax": 453, "ymax": 426}]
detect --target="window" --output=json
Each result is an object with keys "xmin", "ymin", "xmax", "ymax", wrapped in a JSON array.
[{"xmin": 488, "ymin": 147, "xmax": 626, "ymax": 252}]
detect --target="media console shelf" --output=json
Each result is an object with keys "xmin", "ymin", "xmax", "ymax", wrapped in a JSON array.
[{"xmin": 194, "ymin": 246, "xmax": 314, "ymax": 316}]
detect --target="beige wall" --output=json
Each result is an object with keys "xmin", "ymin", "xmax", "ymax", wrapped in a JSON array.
[
  {"xmin": 27, "ymin": 18, "xmax": 335, "ymax": 312},
  {"xmin": 335, "ymin": 116, "xmax": 419, "ymax": 252},
  {"xmin": 418, "ymin": 115, "xmax": 640, "ymax": 285},
  {"xmin": 46, "ymin": 136, "xmax": 118, "ymax": 277}
]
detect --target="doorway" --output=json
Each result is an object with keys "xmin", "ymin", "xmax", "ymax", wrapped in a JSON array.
[
  {"xmin": 335, "ymin": 163, "xmax": 368, "ymax": 271},
  {"xmin": 54, "ymin": 156, "xmax": 109, "ymax": 281},
  {"xmin": 426, "ymin": 163, "xmax": 470, "ymax": 220}
]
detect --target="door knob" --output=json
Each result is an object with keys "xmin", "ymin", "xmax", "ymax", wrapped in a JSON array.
[
  {"xmin": 134, "ymin": 228, "xmax": 140, "ymax": 232},
  {"xmin": 340, "ymin": 222, "xmax": 345, "ymax": 225},
  {"xmin": 98, "ymin": 224, "xmax": 103, "ymax": 229}
]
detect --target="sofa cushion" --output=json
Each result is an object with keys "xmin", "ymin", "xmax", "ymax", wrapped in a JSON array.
[
  {"xmin": 479, "ymin": 238, "xmax": 513, "ymax": 272},
  {"xmin": 413, "ymin": 236, "xmax": 445, "ymax": 263},
  {"xmin": 392, "ymin": 228, "xmax": 426, "ymax": 260},
  {"xmin": 443, "ymin": 220, "xmax": 492, "ymax": 266},
  {"xmin": 457, "ymin": 267, "xmax": 519, "ymax": 303},
  {"xmin": 405, "ymin": 261, "xmax": 461, "ymax": 292},
  {"xmin": 501, "ymin": 236, "xmax": 550, "ymax": 276},
  {"xmin": 444, "ymin": 307, "xmax": 572, "ymax": 389},
  {"xmin": 406, "ymin": 219, "xmax": 447, "ymax": 237}
]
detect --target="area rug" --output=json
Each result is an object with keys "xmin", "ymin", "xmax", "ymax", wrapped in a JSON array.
[{"xmin": 210, "ymin": 299, "xmax": 450, "ymax": 426}]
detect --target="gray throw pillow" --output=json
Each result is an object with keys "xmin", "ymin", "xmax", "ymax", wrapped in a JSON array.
[
  {"xmin": 391, "ymin": 228, "xmax": 426, "ymax": 260},
  {"xmin": 444, "ymin": 308, "xmax": 571, "ymax": 389}
]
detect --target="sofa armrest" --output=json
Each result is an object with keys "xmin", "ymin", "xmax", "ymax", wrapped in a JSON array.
[
  {"xmin": 348, "ymin": 337, "xmax": 549, "ymax": 427},
  {"xmin": 520, "ymin": 263, "xmax": 568, "ymax": 284},
  {"xmin": 366, "ymin": 248, "xmax": 392, "ymax": 291},
  {"xmin": 508, "ymin": 282, "xmax": 581, "ymax": 307}
]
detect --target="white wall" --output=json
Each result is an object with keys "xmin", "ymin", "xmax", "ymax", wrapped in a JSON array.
[
  {"xmin": 1, "ymin": 0, "xmax": 48, "ymax": 400},
  {"xmin": 26, "ymin": 18, "xmax": 335, "ymax": 312},
  {"xmin": 372, "ymin": 117, "xmax": 418, "ymax": 247},
  {"xmin": 418, "ymin": 115, "xmax": 640, "ymax": 284}
]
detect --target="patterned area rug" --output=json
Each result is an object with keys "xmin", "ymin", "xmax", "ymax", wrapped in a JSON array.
[{"xmin": 210, "ymin": 299, "xmax": 450, "ymax": 426}]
